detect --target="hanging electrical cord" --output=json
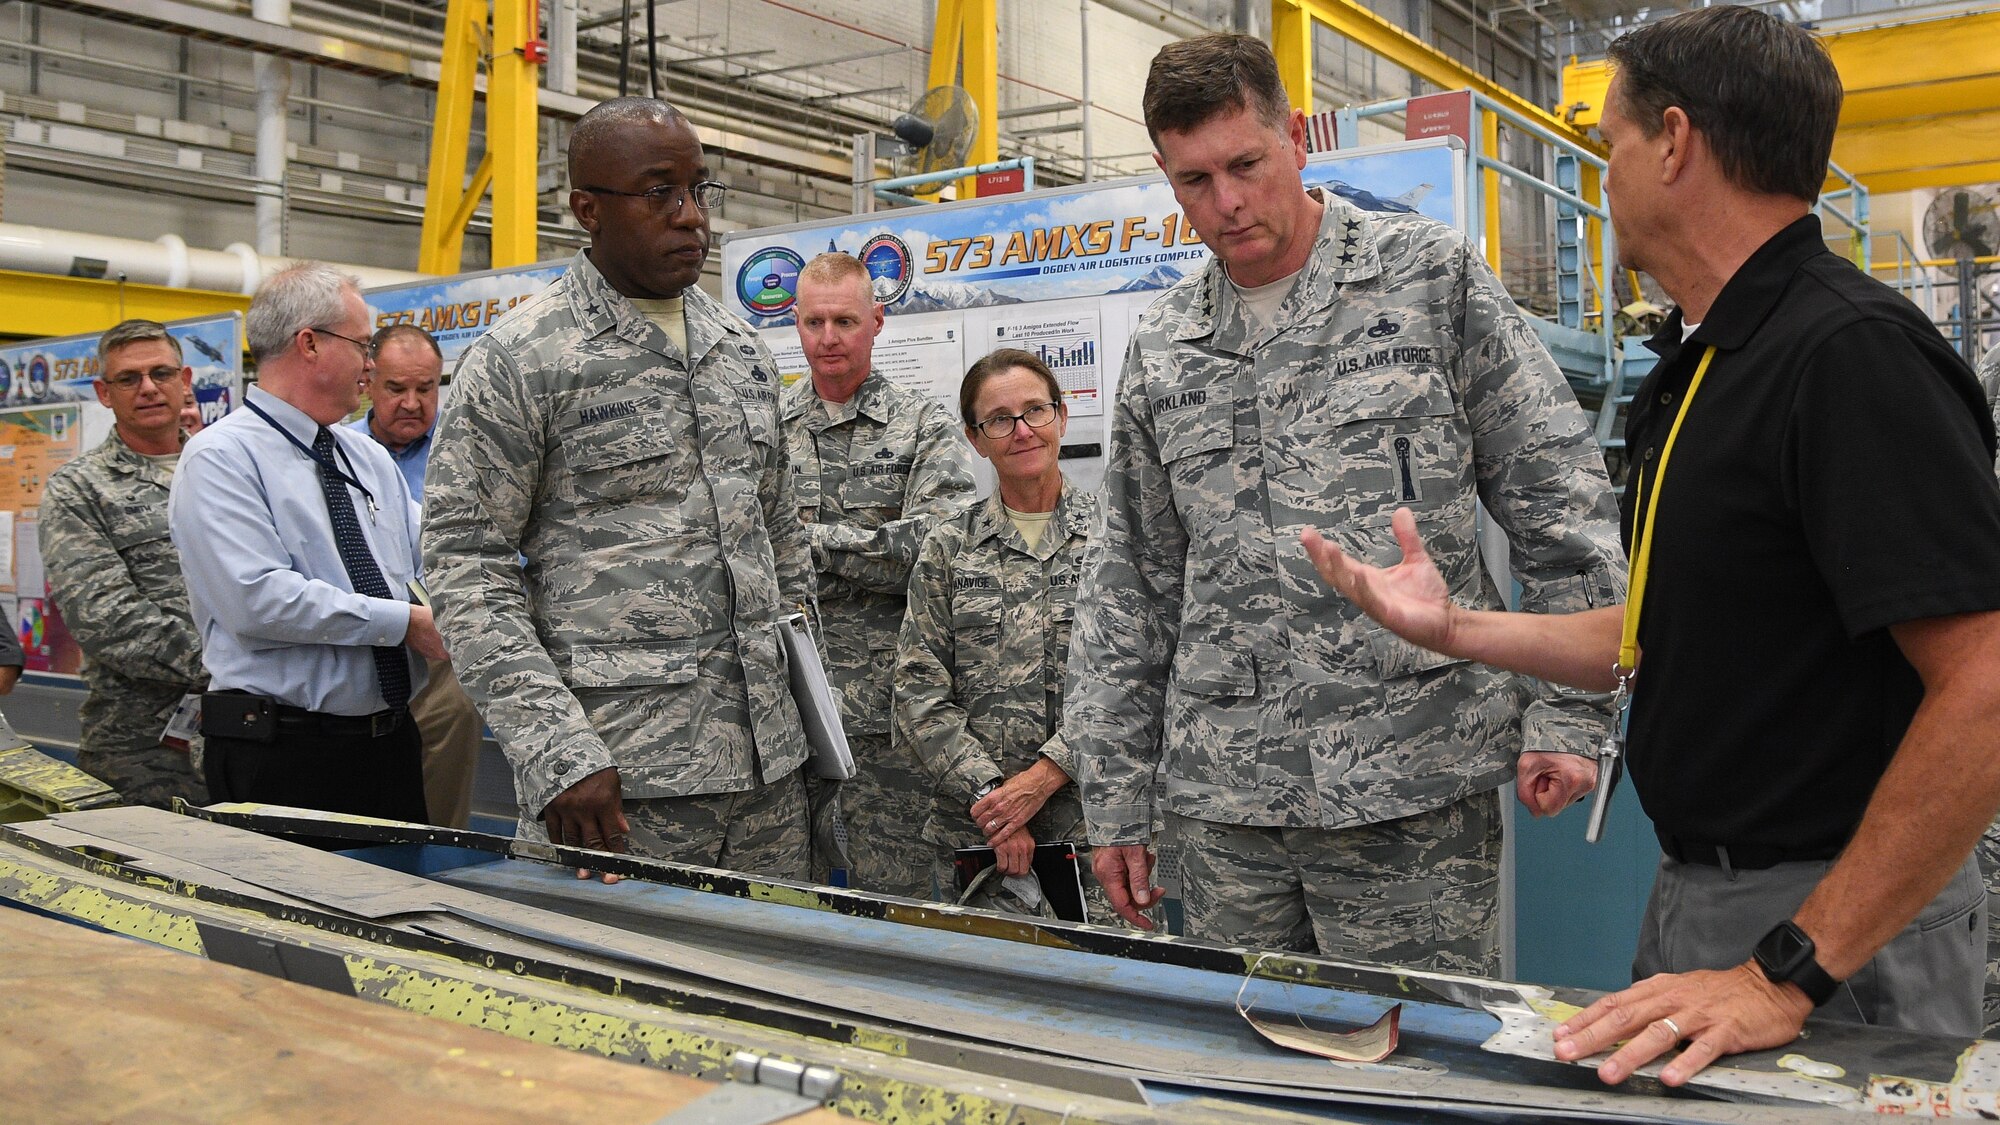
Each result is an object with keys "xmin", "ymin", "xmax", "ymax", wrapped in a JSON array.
[
  {"xmin": 645, "ymin": 0, "xmax": 664, "ymax": 98},
  {"xmin": 616, "ymin": 0, "xmax": 632, "ymax": 96}
]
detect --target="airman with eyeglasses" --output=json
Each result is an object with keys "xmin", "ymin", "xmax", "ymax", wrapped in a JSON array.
[
  {"xmin": 577, "ymin": 180, "xmax": 727, "ymax": 215},
  {"xmin": 970, "ymin": 400, "xmax": 1062, "ymax": 440},
  {"xmin": 38, "ymin": 318, "xmax": 207, "ymax": 810},
  {"xmin": 424, "ymin": 96, "xmax": 817, "ymax": 886},
  {"xmin": 93, "ymin": 322, "xmax": 195, "ymax": 452}
]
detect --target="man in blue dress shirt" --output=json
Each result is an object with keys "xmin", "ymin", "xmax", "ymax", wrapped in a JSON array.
[
  {"xmin": 170, "ymin": 262, "xmax": 448, "ymax": 820},
  {"xmin": 348, "ymin": 324, "xmax": 485, "ymax": 828}
]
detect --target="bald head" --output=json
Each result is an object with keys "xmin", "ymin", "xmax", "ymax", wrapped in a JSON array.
[
  {"xmin": 566, "ymin": 97, "xmax": 714, "ymax": 299},
  {"xmin": 568, "ymin": 97, "xmax": 689, "ymax": 186}
]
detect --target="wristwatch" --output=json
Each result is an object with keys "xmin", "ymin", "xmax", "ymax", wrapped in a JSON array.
[
  {"xmin": 1752, "ymin": 920, "xmax": 1839, "ymax": 1006},
  {"xmin": 970, "ymin": 779, "xmax": 1001, "ymax": 807}
]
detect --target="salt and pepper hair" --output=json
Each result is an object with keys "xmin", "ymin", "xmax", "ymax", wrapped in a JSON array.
[
  {"xmin": 245, "ymin": 261, "xmax": 362, "ymax": 363},
  {"xmin": 96, "ymin": 318, "xmax": 182, "ymax": 368},
  {"xmin": 369, "ymin": 323, "xmax": 443, "ymax": 361},
  {"xmin": 1607, "ymin": 5, "xmax": 1842, "ymax": 203},
  {"xmin": 1142, "ymin": 33, "xmax": 1291, "ymax": 146}
]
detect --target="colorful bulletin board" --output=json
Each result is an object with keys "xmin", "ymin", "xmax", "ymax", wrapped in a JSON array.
[
  {"xmin": 721, "ymin": 137, "xmax": 1465, "ymax": 437},
  {"xmin": 363, "ymin": 261, "xmax": 569, "ymax": 367},
  {"xmin": 0, "ymin": 313, "xmax": 245, "ymax": 674}
]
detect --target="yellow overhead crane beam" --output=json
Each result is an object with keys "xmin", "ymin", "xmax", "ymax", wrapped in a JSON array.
[
  {"xmin": 1270, "ymin": 0, "xmax": 1599, "ymax": 151},
  {"xmin": 1559, "ymin": 8, "xmax": 2000, "ymax": 194},
  {"xmin": 418, "ymin": 0, "xmax": 543, "ymax": 274},
  {"xmin": 926, "ymin": 0, "xmax": 1000, "ymax": 200},
  {"xmin": 0, "ymin": 271, "xmax": 247, "ymax": 342},
  {"xmin": 1270, "ymin": 0, "xmax": 1602, "ymax": 275}
]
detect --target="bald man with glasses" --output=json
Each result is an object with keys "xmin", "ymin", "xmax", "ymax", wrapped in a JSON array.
[
  {"xmin": 424, "ymin": 96, "xmax": 816, "ymax": 880},
  {"xmin": 39, "ymin": 319, "xmax": 207, "ymax": 807}
]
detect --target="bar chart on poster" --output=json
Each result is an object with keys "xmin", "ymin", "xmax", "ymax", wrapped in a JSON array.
[{"xmin": 982, "ymin": 308, "xmax": 1103, "ymax": 417}]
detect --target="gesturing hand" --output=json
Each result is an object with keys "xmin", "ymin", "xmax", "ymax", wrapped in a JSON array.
[{"xmin": 1301, "ymin": 508, "xmax": 1456, "ymax": 653}]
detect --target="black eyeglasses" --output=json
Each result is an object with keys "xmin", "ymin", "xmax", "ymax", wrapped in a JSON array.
[
  {"xmin": 579, "ymin": 180, "xmax": 727, "ymax": 213},
  {"xmin": 100, "ymin": 366, "xmax": 183, "ymax": 392},
  {"xmin": 313, "ymin": 327, "xmax": 374, "ymax": 359},
  {"xmin": 972, "ymin": 401, "xmax": 1061, "ymax": 439}
]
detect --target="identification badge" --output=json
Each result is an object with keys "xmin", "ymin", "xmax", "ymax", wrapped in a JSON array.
[
  {"xmin": 160, "ymin": 691, "xmax": 202, "ymax": 753},
  {"xmin": 1585, "ymin": 671, "xmax": 1633, "ymax": 845}
]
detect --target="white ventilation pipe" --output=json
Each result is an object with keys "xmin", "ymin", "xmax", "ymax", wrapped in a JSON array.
[
  {"xmin": 251, "ymin": 0, "xmax": 294, "ymax": 257},
  {"xmin": 0, "ymin": 223, "xmax": 429, "ymax": 292}
]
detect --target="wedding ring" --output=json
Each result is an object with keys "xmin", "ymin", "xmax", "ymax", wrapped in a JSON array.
[{"xmin": 1657, "ymin": 1016, "xmax": 1684, "ymax": 1041}]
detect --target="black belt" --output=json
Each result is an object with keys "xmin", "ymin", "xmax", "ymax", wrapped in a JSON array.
[
  {"xmin": 1657, "ymin": 833, "xmax": 1840, "ymax": 871},
  {"xmin": 271, "ymin": 702, "xmax": 408, "ymax": 738}
]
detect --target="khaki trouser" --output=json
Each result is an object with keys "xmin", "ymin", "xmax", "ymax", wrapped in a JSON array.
[{"xmin": 410, "ymin": 657, "xmax": 483, "ymax": 828}]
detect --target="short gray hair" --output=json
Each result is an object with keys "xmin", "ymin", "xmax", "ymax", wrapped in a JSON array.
[
  {"xmin": 97, "ymin": 318, "xmax": 182, "ymax": 367},
  {"xmin": 246, "ymin": 261, "xmax": 362, "ymax": 363}
]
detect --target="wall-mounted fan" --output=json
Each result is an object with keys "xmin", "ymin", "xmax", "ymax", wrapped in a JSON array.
[{"xmin": 889, "ymin": 86, "xmax": 978, "ymax": 195}]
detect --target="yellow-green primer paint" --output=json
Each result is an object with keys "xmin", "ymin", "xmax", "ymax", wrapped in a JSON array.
[{"xmin": 0, "ymin": 855, "xmax": 205, "ymax": 954}]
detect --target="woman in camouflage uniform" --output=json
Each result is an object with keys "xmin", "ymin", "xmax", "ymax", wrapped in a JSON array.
[{"xmin": 893, "ymin": 348, "xmax": 1114, "ymax": 921}]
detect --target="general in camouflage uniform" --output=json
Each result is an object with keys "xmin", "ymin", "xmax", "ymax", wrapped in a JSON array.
[
  {"xmin": 1974, "ymin": 343, "xmax": 2000, "ymax": 1035},
  {"xmin": 895, "ymin": 480, "xmax": 1126, "ymax": 918},
  {"xmin": 783, "ymin": 252, "xmax": 975, "ymax": 895},
  {"xmin": 422, "ymin": 99, "xmax": 814, "ymax": 878},
  {"xmin": 39, "ymin": 319, "xmax": 205, "ymax": 808},
  {"xmin": 1069, "ymin": 36, "xmax": 1624, "ymax": 969}
]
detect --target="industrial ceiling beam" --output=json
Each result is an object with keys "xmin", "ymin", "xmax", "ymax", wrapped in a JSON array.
[
  {"xmin": 417, "ymin": 0, "xmax": 539, "ymax": 272},
  {"xmin": 1832, "ymin": 112, "xmax": 2000, "ymax": 187},
  {"xmin": 1560, "ymin": 7, "xmax": 2000, "ymax": 194},
  {"xmin": 44, "ymin": 0, "xmax": 860, "ymax": 196},
  {"xmin": 37, "ymin": 0, "xmax": 412, "ymax": 76},
  {"xmin": 1270, "ymin": 0, "xmax": 1595, "ymax": 151},
  {"xmin": 926, "ymin": 0, "xmax": 1000, "ymax": 200},
  {"xmin": 418, "ymin": 0, "xmax": 481, "ymax": 274},
  {"xmin": 1823, "ymin": 8, "xmax": 2000, "ymax": 123},
  {"xmin": 0, "ymin": 271, "xmax": 247, "ymax": 340},
  {"xmin": 487, "ymin": 0, "xmax": 541, "ymax": 267}
]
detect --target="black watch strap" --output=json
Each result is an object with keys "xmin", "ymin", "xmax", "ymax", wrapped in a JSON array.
[{"xmin": 1753, "ymin": 921, "xmax": 1839, "ymax": 1007}]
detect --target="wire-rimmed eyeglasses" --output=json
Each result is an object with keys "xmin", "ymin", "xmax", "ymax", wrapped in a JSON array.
[
  {"xmin": 579, "ymin": 180, "xmax": 728, "ymax": 213},
  {"xmin": 972, "ymin": 401, "xmax": 1061, "ymax": 440},
  {"xmin": 99, "ymin": 366, "xmax": 183, "ymax": 392},
  {"xmin": 313, "ymin": 327, "xmax": 375, "ymax": 360}
]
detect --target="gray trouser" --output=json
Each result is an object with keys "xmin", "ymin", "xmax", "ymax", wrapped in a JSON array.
[{"xmin": 1634, "ymin": 850, "xmax": 1984, "ymax": 1037}]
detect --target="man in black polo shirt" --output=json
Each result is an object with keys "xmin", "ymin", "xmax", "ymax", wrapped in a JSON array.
[{"xmin": 1302, "ymin": 3, "xmax": 2000, "ymax": 1087}]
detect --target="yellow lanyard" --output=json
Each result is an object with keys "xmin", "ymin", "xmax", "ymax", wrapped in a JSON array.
[
  {"xmin": 1616, "ymin": 345, "xmax": 1718, "ymax": 678},
  {"xmin": 1586, "ymin": 343, "xmax": 1715, "ymax": 845}
]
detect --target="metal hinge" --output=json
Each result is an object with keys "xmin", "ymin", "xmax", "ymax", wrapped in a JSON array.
[{"xmin": 651, "ymin": 1050, "xmax": 844, "ymax": 1125}]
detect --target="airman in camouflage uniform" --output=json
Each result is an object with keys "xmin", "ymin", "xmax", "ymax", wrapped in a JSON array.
[
  {"xmin": 1973, "ymin": 343, "xmax": 2000, "ymax": 1035},
  {"xmin": 39, "ymin": 319, "xmax": 206, "ymax": 808},
  {"xmin": 1069, "ymin": 35, "xmax": 1624, "ymax": 969},
  {"xmin": 422, "ymin": 98, "xmax": 814, "ymax": 878},
  {"xmin": 784, "ymin": 252, "xmax": 976, "ymax": 895},
  {"xmin": 895, "ymin": 480, "xmax": 1114, "ymax": 915}
]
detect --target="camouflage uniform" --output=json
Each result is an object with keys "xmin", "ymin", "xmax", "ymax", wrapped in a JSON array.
[
  {"xmin": 782, "ymin": 369, "xmax": 974, "ymax": 895},
  {"xmin": 1974, "ymin": 344, "xmax": 2000, "ymax": 1035},
  {"xmin": 38, "ymin": 429, "xmax": 206, "ymax": 808},
  {"xmin": 423, "ymin": 251, "xmax": 815, "ymax": 880},
  {"xmin": 895, "ymin": 479, "xmax": 1129, "ymax": 920},
  {"xmin": 1068, "ymin": 193, "xmax": 1625, "ymax": 966}
]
